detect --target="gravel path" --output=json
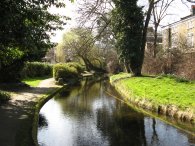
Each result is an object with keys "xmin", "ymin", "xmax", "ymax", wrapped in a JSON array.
[{"xmin": 0, "ymin": 78, "xmax": 61, "ymax": 146}]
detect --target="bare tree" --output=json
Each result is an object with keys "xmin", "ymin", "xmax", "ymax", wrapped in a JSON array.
[
  {"xmin": 77, "ymin": 0, "xmax": 113, "ymax": 28},
  {"xmin": 76, "ymin": 0, "xmax": 194, "ymax": 75},
  {"xmin": 140, "ymin": 0, "xmax": 160, "ymax": 74},
  {"xmin": 152, "ymin": 0, "xmax": 175, "ymax": 58},
  {"xmin": 186, "ymin": 0, "xmax": 195, "ymax": 2}
]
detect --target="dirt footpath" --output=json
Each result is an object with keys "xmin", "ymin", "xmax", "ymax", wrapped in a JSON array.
[{"xmin": 0, "ymin": 78, "xmax": 61, "ymax": 146}]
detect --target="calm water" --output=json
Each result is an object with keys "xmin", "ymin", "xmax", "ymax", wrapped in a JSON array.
[{"xmin": 38, "ymin": 79, "xmax": 195, "ymax": 146}]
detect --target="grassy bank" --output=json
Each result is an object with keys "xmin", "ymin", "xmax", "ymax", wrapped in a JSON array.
[
  {"xmin": 110, "ymin": 73, "xmax": 195, "ymax": 122},
  {"xmin": 22, "ymin": 76, "xmax": 50, "ymax": 87}
]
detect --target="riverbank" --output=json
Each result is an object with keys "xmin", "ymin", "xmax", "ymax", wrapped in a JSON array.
[
  {"xmin": 0, "ymin": 78, "xmax": 62, "ymax": 146},
  {"xmin": 110, "ymin": 73, "xmax": 195, "ymax": 124}
]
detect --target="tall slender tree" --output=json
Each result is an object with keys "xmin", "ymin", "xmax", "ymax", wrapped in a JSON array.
[{"xmin": 111, "ymin": 0, "xmax": 144, "ymax": 76}]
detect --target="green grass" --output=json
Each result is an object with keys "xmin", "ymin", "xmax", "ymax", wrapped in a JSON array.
[
  {"xmin": 110, "ymin": 72, "xmax": 131, "ymax": 82},
  {"xmin": 110, "ymin": 73, "xmax": 195, "ymax": 110},
  {"xmin": 22, "ymin": 76, "xmax": 50, "ymax": 87}
]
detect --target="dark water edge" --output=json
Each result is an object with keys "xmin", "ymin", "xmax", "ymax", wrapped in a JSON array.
[
  {"xmin": 38, "ymin": 79, "xmax": 195, "ymax": 146},
  {"xmin": 107, "ymin": 84, "xmax": 195, "ymax": 135}
]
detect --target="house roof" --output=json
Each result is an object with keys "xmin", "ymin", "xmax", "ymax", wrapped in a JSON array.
[{"xmin": 162, "ymin": 14, "xmax": 195, "ymax": 29}]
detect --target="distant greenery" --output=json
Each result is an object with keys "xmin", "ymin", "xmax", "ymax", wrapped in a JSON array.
[
  {"xmin": 21, "ymin": 62, "xmax": 53, "ymax": 78},
  {"xmin": 0, "ymin": 91, "xmax": 11, "ymax": 104},
  {"xmin": 66, "ymin": 62, "xmax": 85, "ymax": 73},
  {"xmin": 56, "ymin": 28, "xmax": 106, "ymax": 72},
  {"xmin": 22, "ymin": 77, "xmax": 50, "ymax": 87},
  {"xmin": 110, "ymin": 73, "xmax": 195, "ymax": 110},
  {"xmin": 53, "ymin": 62, "xmax": 85, "ymax": 82}
]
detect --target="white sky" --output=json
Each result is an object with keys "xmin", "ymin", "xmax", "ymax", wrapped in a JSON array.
[
  {"xmin": 49, "ymin": 0, "xmax": 193, "ymax": 43},
  {"xmin": 49, "ymin": 0, "xmax": 79, "ymax": 43}
]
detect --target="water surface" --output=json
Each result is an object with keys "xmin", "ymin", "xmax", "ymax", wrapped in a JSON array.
[{"xmin": 38, "ymin": 79, "xmax": 195, "ymax": 146}]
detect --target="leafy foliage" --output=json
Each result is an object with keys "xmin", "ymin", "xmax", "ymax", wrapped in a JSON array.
[
  {"xmin": 0, "ymin": 0, "xmax": 72, "ymax": 82},
  {"xmin": 21, "ymin": 62, "xmax": 53, "ymax": 78},
  {"xmin": 111, "ymin": 0, "xmax": 144, "ymax": 75},
  {"xmin": 66, "ymin": 62, "xmax": 85, "ymax": 73},
  {"xmin": 56, "ymin": 28, "xmax": 106, "ymax": 72},
  {"xmin": 53, "ymin": 63, "xmax": 84, "ymax": 81}
]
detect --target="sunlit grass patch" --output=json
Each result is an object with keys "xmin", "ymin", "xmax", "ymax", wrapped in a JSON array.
[
  {"xmin": 110, "ymin": 73, "xmax": 131, "ymax": 82},
  {"xmin": 22, "ymin": 76, "xmax": 50, "ymax": 87},
  {"xmin": 110, "ymin": 73, "xmax": 195, "ymax": 110}
]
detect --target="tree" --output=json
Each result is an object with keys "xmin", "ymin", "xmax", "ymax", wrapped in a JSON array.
[
  {"xmin": 77, "ymin": 0, "xmax": 194, "ymax": 76},
  {"xmin": 152, "ymin": 0, "xmax": 175, "ymax": 58},
  {"xmin": 186, "ymin": 0, "xmax": 195, "ymax": 2},
  {"xmin": 111, "ymin": 0, "xmax": 144, "ymax": 76},
  {"xmin": 0, "ymin": 0, "xmax": 72, "ymax": 82},
  {"xmin": 56, "ymin": 28, "xmax": 106, "ymax": 72}
]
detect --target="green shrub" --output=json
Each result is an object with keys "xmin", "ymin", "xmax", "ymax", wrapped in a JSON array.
[
  {"xmin": 0, "ymin": 59, "xmax": 24, "ymax": 82},
  {"xmin": 66, "ymin": 62, "xmax": 85, "ymax": 73},
  {"xmin": 0, "ymin": 91, "xmax": 11, "ymax": 104},
  {"xmin": 53, "ymin": 63, "xmax": 80, "ymax": 81},
  {"xmin": 21, "ymin": 62, "xmax": 53, "ymax": 78}
]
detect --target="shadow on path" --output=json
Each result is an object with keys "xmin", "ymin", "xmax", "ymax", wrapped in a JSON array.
[{"xmin": 0, "ymin": 78, "xmax": 60, "ymax": 146}]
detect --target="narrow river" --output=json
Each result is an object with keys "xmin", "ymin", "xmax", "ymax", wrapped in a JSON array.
[{"xmin": 38, "ymin": 79, "xmax": 195, "ymax": 146}]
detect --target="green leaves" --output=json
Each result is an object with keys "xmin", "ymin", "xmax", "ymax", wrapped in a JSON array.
[
  {"xmin": 111, "ymin": 0, "xmax": 144, "ymax": 75},
  {"xmin": 0, "ymin": 47, "xmax": 24, "ymax": 66},
  {"xmin": 0, "ymin": 0, "xmax": 74, "ymax": 82}
]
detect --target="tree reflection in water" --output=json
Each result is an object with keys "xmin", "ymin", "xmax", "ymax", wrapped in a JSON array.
[
  {"xmin": 38, "ymin": 78, "xmax": 195, "ymax": 146},
  {"xmin": 39, "ymin": 114, "xmax": 48, "ymax": 128}
]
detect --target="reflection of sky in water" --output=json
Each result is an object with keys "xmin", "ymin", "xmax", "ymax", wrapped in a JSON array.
[
  {"xmin": 38, "ymin": 99, "xmax": 74, "ymax": 146},
  {"xmin": 38, "ymin": 81, "xmax": 195, "ymax": 146},
  {"xmin": 38, "ymin": 98, "xmax": 111, "ymax": 146}
]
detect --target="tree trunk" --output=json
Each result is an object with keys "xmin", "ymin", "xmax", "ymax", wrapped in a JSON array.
[
  {"xmin": 153, "ymin": 23, "xmax": 159, "ymax": 58},
  {"xmin": 82, "ymin": 57, "xmax": 106, "ymax": 72},
  {"xmin": 124, "ymin": 59, "xmax": 131, "ymax": 73},
  {"xmin": 138, "ymin": 0, "xmax": 154, "ymax": 76},
  {"xmin": 130, "ymin": 63, "xmax": 142, "ymax": 76}
]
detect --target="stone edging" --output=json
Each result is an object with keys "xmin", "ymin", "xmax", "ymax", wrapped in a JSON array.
[{"xmin": 110, "ymin": 80, "xmax": 195, "ymax": 124}]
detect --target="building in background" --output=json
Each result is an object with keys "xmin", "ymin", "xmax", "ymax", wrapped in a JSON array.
[
  {"xmin": 145, "ymin": 27, "xmax": 162, "ymax": 55},
  {"xmin": 162, "ymin": 5, "xmax": 195, "ymax": 53},
  {"xmin": 42, "ymin": 48, "xmax": 56, "ymax": 64}
]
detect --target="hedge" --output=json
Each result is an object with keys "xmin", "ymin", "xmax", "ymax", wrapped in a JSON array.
[
  {"xmin": 53, "ymin": 62, "xmax": 85, "ymax": 81},
  {"xmin": 21, "ymin": 62, "xmax": 53, "ymax": 78}
]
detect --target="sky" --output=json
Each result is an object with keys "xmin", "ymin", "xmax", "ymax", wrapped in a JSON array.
[
  {"xmin": 49, "ymin": 0, "xmax": 79, "ymax": 43},
  {"xmin": 49, "ymin": 0, "xmax": 193, "ymax": 43}
]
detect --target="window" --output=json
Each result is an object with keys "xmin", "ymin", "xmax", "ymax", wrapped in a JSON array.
[
  {"xmin": 188, "ymin": 20, "xmax": 194, "ymax": 29},
  {"xmin": 172, "ymin": 26, "xmax": 177, "ymax": 34},
  {"xmin": 187, "ymin": 33, "xmax": 194, "ymax": 48},
  {"xmin": 171, "ymin": 34, "xmax": 178, "ymax": 47}
]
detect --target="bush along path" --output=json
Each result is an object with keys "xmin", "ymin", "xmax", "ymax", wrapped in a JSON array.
[
  {"xmin": 110, "ymin": 73, "xmax": 195, "ymax": 124},
  {"xmin": 0, "ymin": 78, "xmax": 62, "ymax": 146}
]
